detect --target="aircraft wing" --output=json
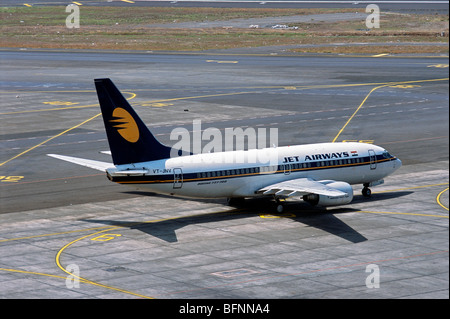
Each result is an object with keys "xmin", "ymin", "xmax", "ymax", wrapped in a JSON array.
[
  {"xmin": 47, "ymin": 154, "xmax": 113, "ymax": 172},
  {"xmin": 257, "ymin": 178, "xmax": 347, "ymax": 198}
]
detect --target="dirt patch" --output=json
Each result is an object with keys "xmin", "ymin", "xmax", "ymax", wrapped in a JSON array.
[{"xmin": 1, "ymin": 6, "xmax": 448, "ymax": 54}]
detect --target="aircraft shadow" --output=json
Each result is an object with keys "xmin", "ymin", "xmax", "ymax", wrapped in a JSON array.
[
  {"xmin": 82, "ymin": 190, "xmax": 414, "ymax": 243},
  {"xmin": 351, "ymin": 191, "xmax": 412, "ymax": 204},
  {"xmin": 81, "ymin": 209, "xmax": 255, "ymax": 243},
  {"xmin": 81, "ymin": 199, "xmax": 368, "ymax": 244}
]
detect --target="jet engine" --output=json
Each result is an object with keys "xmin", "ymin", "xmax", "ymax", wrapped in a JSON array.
[{"xmin": 302, "ymin": 181, "xmax": 353, "ymax": 207}]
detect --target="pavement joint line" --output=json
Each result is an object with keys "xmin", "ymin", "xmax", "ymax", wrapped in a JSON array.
[
  {"xmin": 0, "ymin": 178, "xmax": 446, "ymax": 245},
  {"xmin": 51, "ymin": 205, "xmax": 449, "ymax": 298},
  {"xmin": 331, "ymin": 77, "xmax": 449, "ymax": 143},
  {"xmin": 0, "ymin": 112, "xmax": 103, "ymax": 168},
  {"xmin": 2, "ymin": 78, "xmax": 448, "ymax": 116},
  {"xmin": 357, "ymin": 210, "xmax": 448, "ymax": 218},
  {"xmin": 154, "ymin": 249, "xmax": 450, "ymax": 298},
  {"xmin": 55, "ymin": 227, "xmax": 155, "ymax": 299},
  {"xmin": 0, "ymin": 91, "xmax": 135, "ymax": 115},
  {"xmin": 53, "ymin": 208, "xmax": 246, "ymax": 299},
  {"xmin": 0, "ymin": 92, "xmax": 137, "ymax": 167}
]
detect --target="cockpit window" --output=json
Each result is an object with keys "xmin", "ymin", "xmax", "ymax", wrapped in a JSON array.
[{"xmin": 382, "ymin": 150, "xmax": 391, "ymax": 159}]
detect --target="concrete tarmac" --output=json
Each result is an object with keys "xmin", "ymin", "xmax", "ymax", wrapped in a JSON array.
[{"xmin": 0, "ymin": 49, "xmax": 448, "ymax": 299}]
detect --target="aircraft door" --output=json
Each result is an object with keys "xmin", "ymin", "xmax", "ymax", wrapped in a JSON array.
[
  {"xmin": 283, "ymin": 164, "xmax": 291, "ymax": 175},
  {"xmin": 173, "ymin": 168, "xmax": 183, "ymax": 189},
  {"xmin": 368, "ymin": 150, "xmax": 377, "ymax": 170}
]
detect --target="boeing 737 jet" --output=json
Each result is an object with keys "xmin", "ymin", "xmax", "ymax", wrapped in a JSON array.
[{"xmin": 48, "ymin": 78, "xmax": 402, "ymax": 213}]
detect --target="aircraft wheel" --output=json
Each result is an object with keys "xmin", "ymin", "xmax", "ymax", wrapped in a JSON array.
[
  {"xmin": 276, "ymin": 204, "xmax": 284, "ymax": 213},
  {"xmin": 362, "ymin": 187, "xmax": 372, "ymax": 198}
]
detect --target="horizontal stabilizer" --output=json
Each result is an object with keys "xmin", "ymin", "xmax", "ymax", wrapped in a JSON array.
[
  {"xmin": 110, "ymin": 169, "xmax": 149, "ymax": 176},
  {"xmin": 47, "ymin": 154, "xmax": 113, "ymax": 172}
]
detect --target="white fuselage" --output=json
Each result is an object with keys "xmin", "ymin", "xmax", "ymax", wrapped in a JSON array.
[{"xmin": 107, "ymin": 142, "xmax": 401, "ymax": 199}]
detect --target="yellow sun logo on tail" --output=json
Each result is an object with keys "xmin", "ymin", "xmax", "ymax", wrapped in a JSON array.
[{"xmin": 110, "ymin": 108, "xmax": 140, "ymax": 143}]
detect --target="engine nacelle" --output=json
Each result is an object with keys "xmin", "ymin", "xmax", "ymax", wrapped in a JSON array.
[{"xmin": 302, "ymin": 181, "xmax": 353, "ymax": 207}]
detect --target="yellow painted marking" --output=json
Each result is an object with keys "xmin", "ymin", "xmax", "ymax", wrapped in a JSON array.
[
  {"xmin": 436, "ymin": 188, "xmax": 449, "ymax": 211},
  {"xmin": 342, "ymin": 140, "xmax": 374, "ymax": 144},
  {"xmin": 43, "ymin": 101, "xmax": 79, "ymax": 106},
  {"xmin": 0, "ymin": 176, "xmax": 24, "ymax": 183},
  {"xmin": 0, "ymin": 226, "xmax": 115, "ymax": 244},
  {"xmin": 56, "ymin": 228, "xmax": 154, "ymax": 299},
  {"xmin": 55, "ymin": 208, "xmax": 243, "ymax": 298},
  {"xmin": 72, "ymin": 1, "xmax": 82, "ymax": 5},
  {"xmin": 23, "ymin": 3, "xmax": 32, "ymax": 7},
  {"xmin": 121, "ymin": 0, "xmax": 135, "ymax": 3},
  {"xmin": 0, "ymin": 91, "xmax": 135, "ymax": 115},
  {"xmin": 372, "ymin": 53, "xmax": 389, "ymax": 57},
  {"xmin": 260, "ymin": 213, "xmax": 296, "ymax": 218},
  {"xmin": 332, "ymin": 84, "xmax": 388, "ymax": 143},
  {"xmin": 332, "ymin": 77, "xmax": 449, "ymax": 143},
  {"xmin": 389, "ymin": 85, "xmax": 421, "ymax": 89},
  {"xmin": 427, "ymin": 64, "xmax": 449, "ymax": 68},
  {"xmin": 0, "ymin": 267, "xmax": 73, "ymax": 281},
  {"xmin": 284, "ymin": 86, "xmax": 297, "ymax": 90},
  {"xmin": 91, "ymin": 233, "xmax": 122, "ymax": 242}
]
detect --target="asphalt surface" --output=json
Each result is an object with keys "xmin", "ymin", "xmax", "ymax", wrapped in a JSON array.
[{"xmin": 0, "ymin": 49, "xmax": 448, "ymax": 300}]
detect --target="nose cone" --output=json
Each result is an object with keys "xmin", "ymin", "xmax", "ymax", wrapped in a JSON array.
[{"xmin": 394, "ymin": 158, "xmax": 402, "ymax": 171}]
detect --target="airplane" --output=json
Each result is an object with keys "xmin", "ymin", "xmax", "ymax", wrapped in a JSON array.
[{"xmin": 48, "ymin": 78, "xmax": 402, "ymax": 213}]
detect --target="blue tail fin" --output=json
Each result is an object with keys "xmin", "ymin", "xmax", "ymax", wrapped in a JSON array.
[{"xmin": 94, "ymin": 78, "xmax": 172, "ymax": 165}]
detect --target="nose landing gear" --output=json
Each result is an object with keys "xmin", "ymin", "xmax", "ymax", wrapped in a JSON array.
[{"xmin": 362, "ymin": 183, "xmax": 372, "ymax": 198}]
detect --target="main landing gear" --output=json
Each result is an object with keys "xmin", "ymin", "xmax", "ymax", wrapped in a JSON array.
[
  {"xmin": 274, "ymin": 197, "xmax": 284, "ymax": 213},
  {"xmin": 362, "ymin": 183, "xmax": 372, "ymax": 198}
]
